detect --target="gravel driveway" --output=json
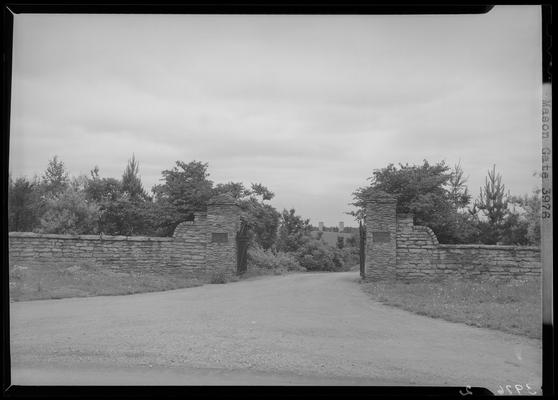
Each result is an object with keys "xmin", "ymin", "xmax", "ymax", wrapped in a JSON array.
[{"xmin": 10, "ymin": 271, "xmax": 542, "ymax": 390}]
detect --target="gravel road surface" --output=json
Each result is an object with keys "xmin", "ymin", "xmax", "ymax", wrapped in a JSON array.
[{"xmin": 10, "ymin": 272, "xmax": 542, "ymax": 391}]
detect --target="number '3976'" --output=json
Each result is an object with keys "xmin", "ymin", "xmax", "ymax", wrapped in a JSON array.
[
  {"xmin": 542, "ymin": 188, "xmax": 551, "ymax": 218},
  {"xmin": 496, "ymin": 384, "xmax": 538, "ymax": 395}
]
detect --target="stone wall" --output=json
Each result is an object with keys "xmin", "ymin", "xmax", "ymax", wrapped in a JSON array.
[
  {"xmin": 435, "ymin": 244, "xmax": 540, "ymax": 280},
  {"xmin": 364, "ymin": 192, "xmax": 541, "ymax": 281},
  {"xmin": 395, "ymin": 213, "xmax": 439, "ymax": 280},
  {"xmin": 8, "ymin": 195, "xmax": 241, "ymax": 279},
  {"xmin": 9, "ymin": 232, "xmax": 176, "ymax": 273}
]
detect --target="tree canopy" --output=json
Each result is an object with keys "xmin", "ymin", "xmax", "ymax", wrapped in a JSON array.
[
  {"xmin": 8, "ymin": 156, "xmax": 541, "ymax": 248},
  {"xmin": 350, "ymin": 160, "xmax": 539, "ymax": 245},
  {"xmin": 350, "ymin": 160, "xmax": 475, "ymax": 243}
]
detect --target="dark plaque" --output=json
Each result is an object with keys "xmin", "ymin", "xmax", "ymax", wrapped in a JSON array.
[
  {"xmin": 372, "ymin": 231, "xmax": 391, "ymax": 243},
  {"xmin": 211, "ymin": 233, "xmax": 228, "ymax": 243}
]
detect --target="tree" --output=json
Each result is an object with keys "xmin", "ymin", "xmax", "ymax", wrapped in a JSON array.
[
  {"xmin": 214, "ymin": 181, "xmax": 280, "ymax": 250},
  {"xmin": 241, "ymin": 183, "xmax": 279, "ymax": 250},
  {"xmin": 500, "ymin": 211, "xmax": 530, "ymax": 246},
  {"xmin": 85, "ymin": 168, "xmax": 122, "ymax": 203},
  {"xmin": 503, "ymin": 189, "xmax": 541, "ymax": 245},
  {"xmin": 152, "ymin": 161, "xmax": 214, "ymax": 220},
  {"xmin": 149, "ymin": 161, "xmax": 214, "ymax": 235},
  {"xmin": 213, "ymin": 181, "xmax": 250, "ymax": 200},
  {"xmin": 241, "ymin": 200, "xmax": 280, "ymax": 250},
  {"xmin": 96, "ymin": 194, "xmax": 157, "ymax": 236},
  {"xmin": 473, "ymin": 165, "xmax": 509, "ymax": 244},
  {"xmin": 520, "ymin": 189, "xmax": 541, "ymax": 246},
  {"xmin": 250, "ymin": 183, "xmax": 274, "ymax": 201},
  {"xmin": 350, "ymin": 160, "xmax": 476, "ymax": 243},
  {"xmin": 447, "ymin": 161, "xmax": 471, "ymax": 210},
  {"xmin": 41, "ymin": 155, "xmax": 69, "ymax": 195},
  {"xmin": 83, "ymin": 166, "xmax": 157, "ymax": 236},
  {"xmin": 276, "ymin": 208, "xmax": 311, "ymax": 252},
  {"xmin": 8, "ymin": 175, "xmax": 41, "ymax": 231},
  {"xmin": 121, "ymin": 154, "xmax": 149, "ymax": 201}
]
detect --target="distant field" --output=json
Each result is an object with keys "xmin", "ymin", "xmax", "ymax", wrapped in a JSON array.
[{"xmin": 360, "ymin": 277, "xmax": 542, "ymax": 339}]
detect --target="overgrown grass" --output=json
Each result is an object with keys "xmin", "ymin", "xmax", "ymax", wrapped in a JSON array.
[
  {"xmin": 360, "ymin": 277, "xmax": 542, "ymax": 339},
  {"xmin": 208, "ymin": 270, "xmax": 239, "ymax": 284},
  {"xmin": 9, "ymin": 263, "xmax": 205, "ymax": 302}
]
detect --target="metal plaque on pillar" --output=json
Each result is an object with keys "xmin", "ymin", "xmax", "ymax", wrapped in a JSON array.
[{"xmin": 372, "ymin": 231, "xmax": 391, "ymax": 243}]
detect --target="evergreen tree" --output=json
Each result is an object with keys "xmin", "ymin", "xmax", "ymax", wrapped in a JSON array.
[
  {"xmin": 121, "ymin": 154, "xmax": 149, "ymax": 201},
  {"xmin": 41, "ymin": 155, "xmax": 69, "ymax": 195},
  {"xmin": 448, "ymin": 161, "xmax": 471, "ymax": 210},
  {"xmin": 474, "ymin": 165, "xmax": 509, "ymax": 244}
]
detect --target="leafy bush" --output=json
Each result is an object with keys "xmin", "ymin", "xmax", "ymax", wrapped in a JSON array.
[
  {"xmin": 247, "ymin": 246, "xmax": 304, "ymax": 273},
  {"xmin": 38, "ymin": 186, "xmax": 100, "ymax": 234},
  {"xmin": 296, "ymin": 237, "xmax": 359, "ymax": 272},
  {"xmin": 296, "ymin": 238, "xmax": 336, "ymax": 271},
  {"xmin": 295, "ymin": 238, "xmax": 344, "ymax": 271},
  {"xmin": 336, "ymin": 246, "xmax": 359, "ymax": 268}
]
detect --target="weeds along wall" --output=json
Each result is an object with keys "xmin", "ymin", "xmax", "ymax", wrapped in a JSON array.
[
  {"xmin": 8, "ymin": 195, "xmax": 241, "ymax": 279},
  {"xmin": 365, "ymin": 191, "xmax": 541, "ymax": 281}
]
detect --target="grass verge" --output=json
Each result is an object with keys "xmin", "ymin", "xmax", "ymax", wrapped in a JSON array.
[
  {"xmin": 9, "ymin": 263, "xmax": 205, "ymax": 302},
  {"xmin": 360, "ymin": 277, "xmax": 541, "ymax": 339}
]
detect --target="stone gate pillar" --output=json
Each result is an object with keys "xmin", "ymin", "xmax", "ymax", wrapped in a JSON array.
[
  {"xmin": 205, "ymin": 193, "xmax": 241, "ymax": 277},
  {"xmin": 365, "ymin": 190, "xmax": 397, "ymax": 280}
]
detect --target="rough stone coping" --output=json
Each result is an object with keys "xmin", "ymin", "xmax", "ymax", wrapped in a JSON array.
[
  {"xmin": 178, "ymin": 221, "xmax": 196, "ymax": 226},
  {"xmin": 438, "ymin": 243, "xmax": 540, "ymax": 251},
  {"xmin": 9, "ymin": 232, "xmax": 172, "ymax": 242},
  {"xmin": 411, "ymin": 225, "xmax": 439, "ymax": 244}
]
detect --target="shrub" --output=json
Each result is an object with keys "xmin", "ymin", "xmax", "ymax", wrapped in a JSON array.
[
  {"xmin": 248, "ymin": 246, "xmax": 304, "ymax": 272},
  {"xmin": 296, "ymin": 238, "xmax": 340, "ymax": 271},
  {"xmin": 295, "ymin": 237, "xmax": 359, "ymax": 272},
  {"xmin": 38, "ymin": 186, "xmax": 99, "ymax": 234},
  {"xmin": 248, "ymin": 236, "xmax": 359, "ymax": 274},
  {"xmin": 337, "ymin": 246, "xmax": 359, "ymax": 268}
]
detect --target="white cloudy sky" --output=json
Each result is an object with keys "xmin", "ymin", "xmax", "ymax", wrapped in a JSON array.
[{"xmin": 9, "ymin": 6, "xmax": 542, "ymax": 227}]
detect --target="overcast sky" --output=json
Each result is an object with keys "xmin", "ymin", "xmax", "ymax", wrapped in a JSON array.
[{"xmin": 9, "ymin": 6, "xmax": 542, "ymax": 227}]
